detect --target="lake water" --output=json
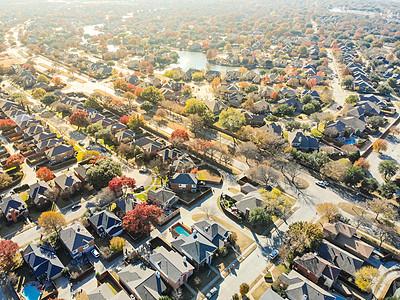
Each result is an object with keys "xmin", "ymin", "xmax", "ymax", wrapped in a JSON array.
[{"xmin": 164, "ymin": 50, "xmax": 259, "ymax": 73}]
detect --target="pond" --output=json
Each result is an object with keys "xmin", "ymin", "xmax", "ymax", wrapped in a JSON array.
[{"xmin": 161, "ymin": 50, "xmax": 260, "ymax": 73}]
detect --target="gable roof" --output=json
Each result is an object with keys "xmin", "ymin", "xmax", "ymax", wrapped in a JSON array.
[
  {"xmin": 89, "ymin": 210, "xmax": 122, "ymax": 233},
  {"xmin": 234, "ymin": 193, "xmax": 264, "ymax": 214},
  {"xmin": 28, "ymin": 181, "xmax": 50, "ymax": 205},
  {"xmin": 193, "ymin": 218, "xmax": 230, "ymax": 248},
  {"xmin": 88, "ymin": 284, "xmax": 130, "ymax": 300},
  {"xmin": 54, "ymin": 172, "xmax": 81, "ymax": 190},
  {"xmin": 147, "ymin": 187, "xmax": 176, "ymax": 206},
  {"xmin": 294, "ymin": 253, "xmax": 340, "ymax": 282},
  {"xmin": 170, "ymin": 173, "xmax": 198, "ymax": 185},
  {"xmin": 45, "ymin": 144, "xmax": 74, "ymax": 158},
  {"xmin": 0, "ymin": 194, "xmax": 27, "ymax": 216},
  {"xmin": 59, "ymin": 222, "xmax": 94, "ymax": 253},
  {"xmin": 114, "ymin": 194, "xmax": 138, "ymax": 214},
  {"xmin": 288, "ymin": 131, "xmax": 319, "ymax": 150},
  {"xmin": 259, "ymin": 289, "xmax": 284, "ymax": 300}
]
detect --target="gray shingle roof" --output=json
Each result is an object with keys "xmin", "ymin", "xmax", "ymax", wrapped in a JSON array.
[
  {"xmin": 59, "ymin": 222, "xmax": 94, "ymax": 253},
  {"xmin": 0, "ymin": 194, "xmax": 27, "ymax": 216}
]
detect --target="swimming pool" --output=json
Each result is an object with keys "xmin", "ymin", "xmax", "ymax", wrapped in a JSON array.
[
  {"xmin": 344, "ymin": 138, "xmax": 356, "ymax": 144},
  {"xmin": 22, "ymin": 285, "xmax": 41, "ymax": 300},
  {"xmin": 174, "ymin": 226, "xmax": 190, "ymax": 237}
]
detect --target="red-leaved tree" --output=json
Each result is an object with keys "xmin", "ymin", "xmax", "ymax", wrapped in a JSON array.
[
  {"xmin": 5, "ymin": 154, "xmax": 25, "ymax": 169},
  {"xmin": 69, "ymin": 110, "xmax": 89, "ymax": 129},
  {"xmin": 36, "ymin": 167, "xmax": 55, "ymax": 181},
  {"xmin": 108, "ymin": 175, "xmax": 136, "ymax": 196},
  {"xmin": 0, "ymin": 239, "xmax": 22, "ymax": 273},
  {"xmin": 119, "ymin": 115, "xmax": 130, "ymax": 125},
  {"xmin": 123, "ymin": 202, "xmax": 162, "ymax": 235},
  {"xmin": 0, "ymin": 119, "xmax": 16, "ymax": 132},
  {"xmin": 170, "ymin": 129, "xmax": 190, "ymax": 142}
]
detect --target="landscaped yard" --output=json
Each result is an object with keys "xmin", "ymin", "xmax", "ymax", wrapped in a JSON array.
[
  {"xmin": 187, "ymin": 266, "xmax": 218, "ymax": 293},
  {"xmin": 12, "ymin": 263, "xmax": 37, "ymax": 294},
  {"xmin": 251, "ymin": 281, "xmax": 271, "ymax": 300},
  {"xmin": 192, "ymin": 214, "xmax": 254, "ymax": 253},
  {"xmin": 212, "ymin": 247, "xmax": 239, "ymax": 272},
  {"xmin": 198, "ymin": 169, "xmax": 221, "ymax": 182}
]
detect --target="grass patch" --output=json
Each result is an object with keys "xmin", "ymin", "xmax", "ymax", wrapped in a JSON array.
[
  {"xmin": 338, "ymin": 202, "xmax": 370, "ymax": 217},
  {"xmin": 252, "ymin": 283, "xmax": 271, "ymax": 300},
  {"xmin": 198, "ymin": 169, "xmax": 221, "ymax": 182},
  {"xmin": 271, "ymin": 265, "xmax": 288, "ymax": 280},
  {"xmin": 187, "ymin": 266, "xmax": 218, "ymax": 292},
  {"xmin": 136, "ymin": 193, "xmax": 147, "ymax": 201},
  {"xmin": 228, "ymin": 187, "xmax": 240, "ymax": 194},
  {"xmin": 192, "ymin": 214, "xmax": 254, "ymax": 253}
]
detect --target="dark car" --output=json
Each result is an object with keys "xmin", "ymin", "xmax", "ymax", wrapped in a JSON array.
[{"xmin": 135, "ymin": 185, "xmax": 144, "ymax": 193}]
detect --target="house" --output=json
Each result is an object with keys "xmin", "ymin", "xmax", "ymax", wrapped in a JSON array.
[
  {"xmin": 114, "ymin": 194, "xmax": 138, "ymax": 217},
  {"xmin": 192, "ymin": 218, "xmax": 230, "ymax": 248},
  {"xmin": 278, "ymin": 98, "xmax": 304, "ymax": 112},
  {"xmin": 232, "ymin": 193, "xmax": 264, "ymax": 220},
  {"xmin": 32, "ymin": 132, "xmax": 57, "ymax": 143},
  {"xmin": 323, "ymin": 222, "xmax": 374, "ymax": 260},
  {"xmin": 36, "ymin": 138, "xmax": 64, "ymax": 153},
  {"xmin": 293, "ymin": 253, "xmax": 340, "ymax": 288},
  {"xmin": 28, "ymin": 181, "xmax": 51, "ymax": 209},
  {"xmin": 240, "ymin": 183, "xmax": 258, "ymax": 194},
  {"xmin": 87, "ymin": 284, "xmax": 130, "ymax": 300},
  {"xmin": 157, "ymin": 148, "xmax": 182, "ymax": 163},
  {"xmin": 24, "ymin": 243, "xmax": 64, "ymax": 280},
  {"xmin": 88, "ymin": 210, "xmax": 123, "ymax": 238},
  {"xmin": 108, "ymin": 122, "xmax": 127, "ymax": 134},
  {"xmin": 260, "ymin": 122, "xmax": 283, "ymax": 136},
  {"xmin": 259, "ymin": 289, "xmax": 284, "ymax": 300},
  {"xmin": 74, "ymin": 165, "xmax": 89, "ymax": 182},
  {"xmin": 147, "ymin": 187, "xmax": 177, "ymax": 208},
  {"xmin": 149, "ymin": 246, "xmax": 195, "ymax": 290},
  {"xmin": 59, "ymin": 222, "xmax": 95, "ymax": 258},
  {"xmin": 169, "ymin": 173, "xmax": 198, "ymax": 193},
  {"xmin": 171, "ymin": 230, "xmax": 218, "ymax": 268},
  {"xmin": 0, "ymin": 194, "xmax": 28, "ymax": 222},
  {"xmin": 280, "ymin": 270, "xmax": 336, "ymax": 300},
  {"xmin": 169, "ymin": 155, "xmax": 196, "ymax": 173},
  {"xmin": 54, "ymin": 172, "xmax": 83, "ymax": 194},
  {"xmin": 203, "ymin": 98, "xmax": 228, "ymax": 114},
  {"xmin": 288, "ymin": 131, "xmax": 319, "ymax": 152},
  {"xmin": 45, "ymin": 144, "xmax": 74, "ymax": 164},
  {"xmin": 118, "ymin": 264, "xmax": 167, "ymax": 300},
  {"xmin": 115, "ymin": 129, "xmax": 135, "ymax": 143}
]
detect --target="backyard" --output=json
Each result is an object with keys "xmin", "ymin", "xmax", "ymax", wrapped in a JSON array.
[{"xmin": 187, "ymin": 265, "xmax": 219, "ymax": 293}]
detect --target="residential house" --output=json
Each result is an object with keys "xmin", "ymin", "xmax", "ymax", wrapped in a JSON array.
[
  {"xmin": 96, "ymin": 118, "xmax": 115, "ymax": 129},
  {"xmin": 24, "ymin": 125, "xmax": 45, "ymax": 139},
  {"xmin": 278, "ymin": 98, "xmax": 304, "ymax": 112},
  {"xmin": 293, "ymin": 253, "xmax": 340, "ymax": 288},
  {"xmin": 240, "ymin": 183, "xmax": 258, "ymax": 194},
  {"xmin": 260, "ymin": 122, "xmax": 283, "ymax": 136},
  {"xmin": 108, "ymin": 122, "xmax": 127, "ymax": 134},
  {"xmin": 45, "ymin": 144, "xmax": 74, "ymax": 164},
  {"xmin": 0, "ymin": 194, "xmax": 28, "ymax": 222},
  {"xmin": 203, "ymin": 98, "xmax": 228, "ymax": 115},
  {"xmin": 169, "ymin": 155, "xmax": 196, "ymax": 173},
  {"xmin": 32, "ymin": 132, "xmax": 57, "ymax": 144},
  {"xmin": 87, "ymin": 284, "xmax": 130, "ymax": 300},
  {"xmin": 157, "ymin": 148, "xmax": 182, "ymax": 163},
  {"xmin": 88, "ymin": 210, "xmax": 123, "ymax": 238},
  {"xmin": 24, "ymin": 243, "xmax": 64, "ymax": 280},
  {"xmin": 259, "ymin": 289, "xmax": 284, "ymax": 300},
  {"xmin": 118, "ymin": 264, "xmax": 167, "ymax": 300},
  {"xmin": 114, "ymin": 194, "xmax": 138, "ymax": 218},
  {"xmin": 231, "ymin": 193, "xmax": 264, "ymax": 220},
  {"xmin": 192, "ymin": 218, "xmax": 230, "ymax": 248},
  {"xmin": 147, "ymin": 187, "xmax": 177, "ymax": 208},
  {"xmin": 74, "ymin": 165, "xmax": 89, "ymax": 183},
  {"xmin": 171, "ymin": 230, "xmax": 218, "ymax": 268},
  {"xmin": 169, "ymin": 173, "xmax": 198, "ymax": 193},
  {"xmin": 36, "ymin": 138, "xmax": 64, "ymax": 153},
  {"xmin": 133, "ymin": 137, "xmax": 163, "ymax": 154},
  {"xmin": 59, "ymin": 222, "xmax": 95, "ymax": 258},
  {"xmin": 28, "ymin": 181, "xmax": 51, "ymax": 209},
  {"xmin": 288, "ymin": 131, "xmax": 319, "ymax": 152},
  {"xmin": 149, "ymin": 246, "xmax": 195, "ymax": 290},
  {"xmin": 54, "ymin": 172, "xmax": 83, "ymax": 194},
  {"xmin": 323, "ymin": 222, "xmax": 374, "ymax": 261}
]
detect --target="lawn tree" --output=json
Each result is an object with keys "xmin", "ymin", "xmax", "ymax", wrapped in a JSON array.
[
  {"xmin": 69, "ymin": 110, "xmax": 90, "ymax": 130},
  {"xmin": 200, "ymin": 203, "xmax": 217, "ymax": 219},
  {"xmin": 373, "ymin": 139, "xmax": 388, "ymax": 153},
  {"xmin": 5, "ymin": 154, "xmax": 25, "ymax": 169},
  {"xmin": 32, "ymin": 88, "xmax": 46, "ymax": 100},
  {"xmin": 86, "ymin": 123, "xmax": 103, "ymax": 137},
  {"xmin": 118, "ymin": 144, "xmax": 140, "ymax": 159},
  {"xmin": 378, "ymin": 160, "xmax": 398, "ymax": 181},
  {"xmin": 344, "ymin": 166, "xmax": 365, "ymax": 186},
  {"xmin": 367, "ymin": 116, "xmax": 386, "ymax": 131},
  {"xmin": 86, "ymin": 158, "xmax": 122, "ymax": 189},
  {"xmin": 360, "ymin": 178, "xmax": 379, "ymax": 193},
  {"xmin": 0, "ymin": 173, "xmax": 12, "ymax": 189},
  {"xmin": 238, "ymin": 141, "xmax": 260, "ymax": 167},
  {"xmin": 354, "ymin": 158, "xmax": 370, "ymax": 171},
  {"xmin": 140, "ymin": 86, "xmax": 164, "ymax": 104},
  {"xmin": 219, "ymin": 108, "xmax": 246, "ymax": 133},
  {"xmin": 148, "ymin": 157, "xmax": 169, "ymax": 181},
  {"xmin": 239, "ymin": 283, "xmax": 250, "ymax": 297},
  {"xmin": 379, "ymin": 181, "xmax": 397, "ymax": 199},
  {"xmin": 317, "ymin": 203, "xmax": 339, "ymax": 222},
  {"xmin": 280, "ymin": 162, "xmax": 301, "ymax": 187},
  {"xmin": 355, "ymin": 266, "xmax": 380, "ymax": 292},
  {"xmin": 0, "ymin": 240, "xmax": 22, "ymax": 274},
  {"xmin": 389, "ymin": 126, "xmax": 400, "ymax": 138},
  {"xmin": 345, "ymin": 94, "xmax": 359, "ymax": 104},
  {"xmin": 77, "ymin": 150, "xmax": 100, "ymax": 162},
  {"xmin": 119, "ymin": 115, "xmax": 130, "ymax": 125},
  {"xmin": 108, "ymin": 176, "xmax": 136, "ymax": 197},
  {"xmin": 170, "ymin": 129, "xmax": 190, "ymax": 148},
  {"xmin": 247, "ymin": 165, "xmax": 279, "ymax": 187},
  {"xmin": 140, "ymin": 101, "xmax": 153, "ymax": 113},
  {"xmin": 187, "ymin": 114, "xmax": 205, "ymax": 138},
  {"xmin": 249, "ymin": 207, "xmax": 271, "ymax": 226},
  {"xmin": 110, "ymin": 237, "xmax": 125, "ymax": 251},
  {"xmin": 42, "ymin": 94, "xmax": 57, "ymax": 107},
  {"xmin": 95, "ymin": 129, "xmax": 113, "ymax": 145},
  {"xmin": 171, "ymin": 288, "xmax": 183, "ymax": 300},
  {"xmin": 36, "ymin": 167, "xmax": 55, "ymax": 181},
  {"xmin": 38, "ymin": 211, "xmax": 66, "ymax": 238},
  {"xmin": 367, "ymin": 197, "xmax": 396, "ymax": 221},
  {"xmin": 374, "ymin": 223, "xmax": 399, "ymax": 247},
  {"xmin": 84, "ymin": 96, "xmax": 102, "ymax": 110},
  {"xmin": 127, "ymin": 114, "xmax": 145, "ymax": 131},
  {"xmin": 0, "ymin": 119, "xmax": 16, "ymax": 132},
  {"xmin": 122, "ymin": 202, "xmax": 163, "ymax": 236},
  {"xmin": 184, "ymin": 98, "xmax": 214, "ymax": 124}
]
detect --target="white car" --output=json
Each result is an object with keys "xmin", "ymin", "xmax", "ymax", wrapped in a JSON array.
[
  {"xmin": 315, "ymin": 181, "xmax": 329, "ymax": 187},
  {"xmin": 91, "ymin": 248, "xmax": 100, "ymax": 258}
]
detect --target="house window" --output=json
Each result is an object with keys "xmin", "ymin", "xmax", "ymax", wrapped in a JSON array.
[
  {"xmin": 83, "ymin": 244, "xmax": 89, "ymax": 250},
  {"xmin": 179, "ymin": 184, "xmax": 186, "ymax": 189}
]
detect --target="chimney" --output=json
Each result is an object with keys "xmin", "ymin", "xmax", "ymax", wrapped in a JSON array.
[
  {"xmin": 112, "ymin": 125, "xmax": 117, "ymax": 135},
  {"xmin": 156, "ymin": 271, "xmax": 162, "ymax": 295},
  {"xmin": 302, "ymin": 295, "xmax": 308, "ymax": 300},
  {"xmin": 183, "ymin": 256, "xmax": 187, "ymax": 266},
  {"xmin": 193, "ymin": 230, "xmax": 197, "ymax": 238},
  {"xmin": 245, "ymin": 208, "xmax": 250, "ymax": 220}
]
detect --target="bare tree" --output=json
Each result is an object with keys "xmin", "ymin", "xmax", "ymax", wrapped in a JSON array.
[
  {"xmin": 374, "ymin": 223, "xmax": 399, "ymax": 247},
  {"xmin": 280, "ymin": 162, "xmax": 301, "ymax": 186},
  {"xmin": 200, "ymin": 204, "xmax": 217, "ymax": 219},
  {"xmin": 247, "ymin": 165, "xmax": 279, "ymax": 187},
  {"xmin": 238, "ymin": 141, "xmax": 260, "ymax": 167},
  {"xmin": 367, "ymin": 198, "xmax": 396, "ymax": 222}
]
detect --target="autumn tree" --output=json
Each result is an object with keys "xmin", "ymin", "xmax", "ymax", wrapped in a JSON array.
[
  {"xmin": 108, "ymin": 175, "xmax": 136, "ymax": 196},
  {"xmin": 51, "ymin": 77, "xmax": 63, "ymax": 86},
  {"xmin": 0, "ymin": 119, "xmax": 16, "ymax": 132},
  {"xmin": 317, "ymin": 203, "xmax": 339, "ymax": 222},
  {"xmin": 119, "ymin": 115, "xmax": 130, "ymax": 125},
  {"xmin": 38, "ymin": 211, "xmax": 66, "ymax": 237},
  {"xmin": 367, "ymin": 198, "xmax": 396, "ymax": 221},
  {"xmin": 5, "ymin": 154, "xmax": 25, "ymax": 169},
  {"xmin": 84, "ymin": 96, "xmax": 102, "ymax": 110},
  {"xmin": 36, "ymin": 167, "xmax": 55, "ymax": 181},
  {"xmin": 140, "ymin": 86, "xmax": 164, "ymax": 104},
  {"xmin": 42, "ymin": 94, "xmax": 57, "ymax": 107},
  {"xmin": 69, "ymin": 110, "xmax": 90, "ymax": 129},
  {"xmin": 219, "ymin": 108, "xmax": 246, "ymax": 132},
  {"xmin": 0, "ymin": 240, "xmax": 22, "ymax": 274},
  {"xmin": 247, "ymin": 165, "xmax": 279, "ymax": 187},
  {"xmin": 77, "ymin": 150, "xmax": 100, "ymax": 162},
  {"xmin": 354, "ymin": 158, "xmax": 370, "ymax": 171},
  {"xmin": 122, "ymin": 202, "xmax": 163, "ymax": 236},
  {"xmin": 127, "ymin": 114, "xmax": 145, "ymax": 131},
  {"xmin": 238, "ymin": 141, "xmax": 260, "ymax": 167},
  {"xmin": 37, "ymin": 74, "xmax": 49, "ymax": 84},
  {"xmin": 239, "ymin": 283, "xmax": 250, "ymax": 297},
  {"xmin": 355, "ymin": 266, "xmax": 379, "ymax": 292},
  {"xmin": 170, "ymin": 129, "xmax": 190, "ymax": 148},
  {"xmin": 110, "ymin": 237, "xmax": 125, "ymax": 251},
  {"xmin": 184, "ymin": 98, "xmax": 214, "ymax": 124},
  {"xmin": 0, "ymin": 173, "xmax": 12, "ymax": 188},
  {"xmin": 32, "ymin": 88, "xmax": 46, "ymax": 100},
  {"xmin": 373, "ymin": 139, "xmax": 388, "ymax": 153}
]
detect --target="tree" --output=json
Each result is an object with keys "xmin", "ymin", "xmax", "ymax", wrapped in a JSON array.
[
  {"xmin": 344, "ymin": 166, "xmax": 365, "ymax": 186},
  {"xmin": 345, "ymin": 94, "xmax": 359, "ymax": 104},
  {"xmin": 249, "ymin": 207, "xmax": 271, "ymax": 226},
  {"xmin": 238, "ymin": 142, "xmax": 259, "ymax": 167},
  {"xmin": 373, "ymin": 139, "xmax": 388, "ymax": 153},
  {"xmin": 140, "ymin": 101, "xmax": 154, "ymax": 113},
  {"xmin": 84, "ymin": 96, "xmax": 102, "ymax": 110},
  {"xmin": 119, "ymin": 115, "xmax": 130, "ymax": 125},
  {"xmin": 378, "ymin": 160, "xmax": 398, "ymax": 181},
  {"xmin": 368, "ymin": 116, "xmax": 386, "ymax": 130},
  {"xmin": 32, "ymin": 88, "xmax": 46, "ymax": 100},
  {"xmin": 42, "ymin": 94, "xmax": 57, "ymax": 106},
  {"xmin": 11, "ymin": 92, "xmax": 27, "ymax": 105},
  {"xmin": 36, "ymin": 167, "xmax": 55, "ymax": 181},
  {"xmin": 303, "ymin": 102, "xmax": 316, "ymax": 115},
  {"xmin": 273, "ymin": 104, "xmax": 295, "ymax": 117},
  {"xmin": 355, "ymin": 266, "xmax": 379, "ymax": 292},
  {"xmin": 342, "ymin": 77, "xmax": 354, "ymax": 89},
  {"xmin": 247, "ymin": 165, "xmax": 278, "ymax": 187},
  {"xmin": 140, "ymin": 86, "xmax": 164, "ymax": 104},
  {"xmin": 321, "ymin": 160, "xmax": 350, "ymax": 182},
  {"xmin": 127, "ymin": 114, "xmax": 145, "ymax": 131},
  {"xmin": 5, "ymin": 154, "xmax": 25, "ymax": 169},
  {"xmin": 374, "ymin": 223, "xmax": 399, "ymax": 247},
  {"xmin": 86, "ymin": 123, "xmax": 103, "ymax": 137},
  {"xmin": 122, "ymin": 202, "xmax": 163, "ymax": 236},
  {"xmin": 184, "ymin": 98, "xmax": 214, "ymax": 124},
  {"xmin": 37, "ymin": 74, "xmax": 49, "ymax": 84},
  {"xmin": 187, "ymin": 114, "xmax": 205, "ymax": 137},
  {"xmin": 388, "ymin": 78, "xmax": 397, "ymax": 89},
  {"xmin": 367, "ymin": 197, "xmax": 396, "ymax": 221},
  {"xmin": 77, "ymin": 150, "xmax": 99, "ymax": 162},
  {"xmin": 0, "ymin": 173, "xmax": 12, "ymax": 188},
  {"xmin": 379, "ymin": 181, "xmax": 398, "ymax": 199},
  {"xmin": 192, "ymin": 72, "xmax": 204, "ymax": 82},
  {"xmin": 361, "ymin": 178, "xmax": 379, "ymax": 193},
  {"xmin": 108, "ymin": 176, "xmax": 136, "ymax": 196},
  {"xmin": 51, "ymin": 77, "xmax": 63, "ymax": 86},
  {"xmin": 0, "ymin": 240, "xmax": 22, "ymax": 274},
  {"xmin": 69, "ymin": 110, "xmax": 89, "ymax": 129},
  {"xmin": 219, "ymin": 108, "xmax": 246, "ymax": 132},
  {"xmin": 95, "ymin": 129, "xmax": 113, "ymax": 145},
  {"xmin": 0, "ymin": 119, "xmax": 16, "ymax": 132},
  {"xmin": 285, "ymin": 121, "xmax": 302, "ymax": 132},
  {"xmin": 317, "ymin": 203, "xmax": 339, "ymax": 222},
  {"xmin": 86, "ymin": 158, "xmax": 122, "ymax": 189},
  {"xmin": 38, "ymin": 211, "xmax": 66, "ymax": 237},
  {"xmin": 118, "ymin": 144, "xmax": 140, "ymax": 159},
  {"xmin": 110, "ymin": 237, "xmax": 125, "ymax": 251},
  {"xmin": 354, "ymin": 158, "xmax": 370, "ymax": 171},
  {"xmin": 170, "ymin": 129, "xmax": 190, "ymax": 148},
  {"xmin": 239, "ymin": 283, "xmax": 250, "ymax": 297},
  {"xmin": 377, "ymin": 84, "xmax": 391, "ymax": 96}
]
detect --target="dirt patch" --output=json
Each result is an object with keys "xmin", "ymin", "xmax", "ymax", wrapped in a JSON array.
[
  {"xmin": 192, "ymin": 213, "xmax": 254, "ymax": 253},
  {"xmin": 338, "ymin": 202, "xmax": 373, "ymax": 218},
  {"xmin": 198, "ymin": 169, "xmax": 221, "ymax": 182},
  {"xmin": 228, "ymin": 187, "xmax": 240, "ymax": 194},
  {"xmin": 94, "ymin": 89, "xmax": 122, "ymax": 101},
  {"xmin": 0, "ymin": 56, "xmax": 22, "ymax": 67},
  {"xmin": 294, "ymin": 177, "xmax": 309, "ymax": 189},
  {"xmin": 252, "ymin": 282, "xmax": 271, "ymax": 300}
]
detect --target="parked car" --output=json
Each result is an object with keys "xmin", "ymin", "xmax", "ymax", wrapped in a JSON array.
[
  {"xmin": 269, "ymin": 249, "xmax": 279, "ymax": 260},
  {"xmin": 139, "ymin": 166, "xmax": 148, "ymax": 173},
  {"xmin": 87, "ymin": 146, "xmax": 92, "ymax": 150},
  {"xmin": 315, "ymin": 181, "xmax": 329, "ymax": 188},
  {"xmin": 78, "ymin": 141, "xmax": 85, "ymax": 146},
  {"xmin": 71, "ymin": 204, "xmax": 81, "ymax": 210},
  {"xmin": 135, "ymin": 185, "xmax": 144, "ymax": 193},
  {"xmin": 206, "ymin": 287, "xmax": 218, "ymax": 299},
  {"xmin": 91, "ymin": 248, "xmax": 100, "ymax": 258}
]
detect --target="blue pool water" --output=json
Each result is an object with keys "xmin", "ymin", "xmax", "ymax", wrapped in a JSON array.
[
  {"xmin": 344, "ymin": 139, "xmax": 356, "ymax": 144},
  {"xmin": 22, "ymin": 285, "xmax": 41, "ymax": 300},
  {"xmin": 175, "ymin": 226, "xmax": 190, "ymax": 237}
]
